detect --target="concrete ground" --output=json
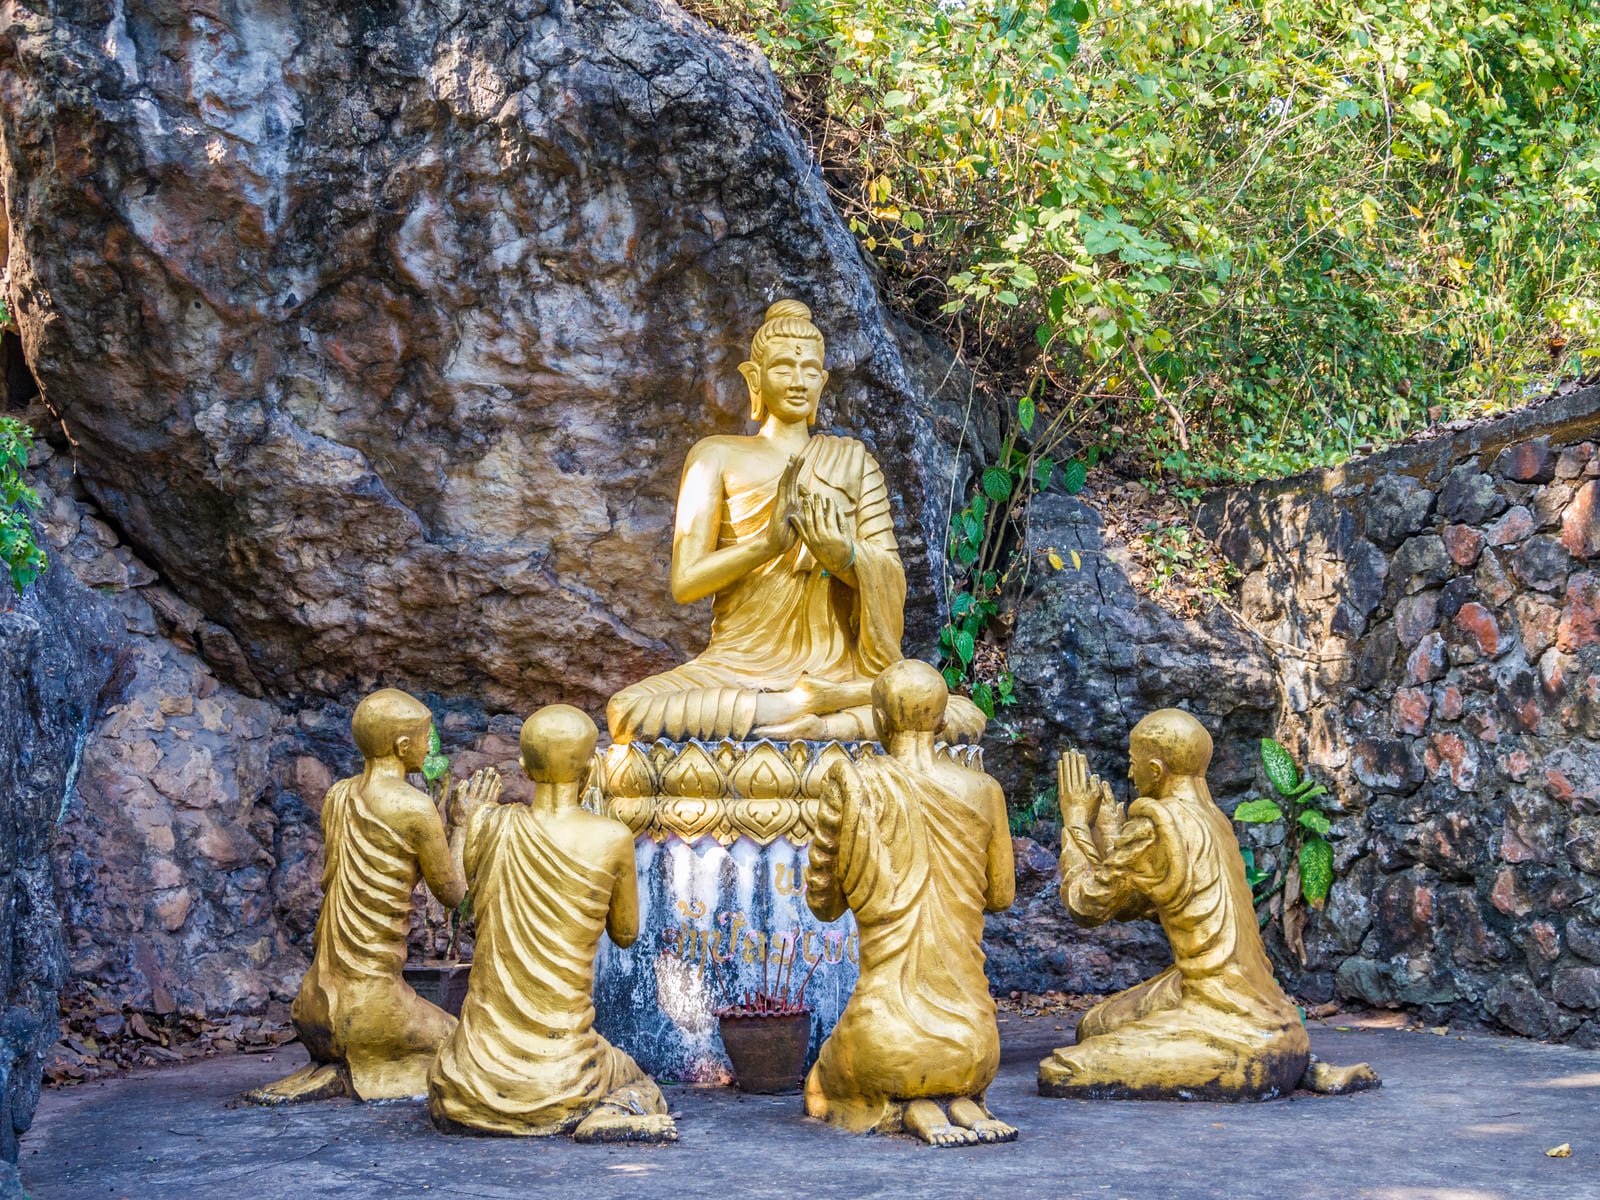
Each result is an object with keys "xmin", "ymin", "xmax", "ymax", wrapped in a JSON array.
[{"xmin": 18, "ymin": 1015, "xmax": 1599, "ymax": 1200}]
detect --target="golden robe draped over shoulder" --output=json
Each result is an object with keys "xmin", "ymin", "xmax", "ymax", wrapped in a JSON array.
[
  {"xmin": 291, "ymin": 779, "xmax": 455, "ymax": 1100},
  {"xmin": 803, "ymin": 756, "xmax": 1001, "ymax": 1131},
  {"xmin": 426, "ymin": 805, "xmax": 663, "ymax": 1135},
  {"xmin": 1054, "ymin": 790, "xmax": 1309, "ymax": 1098},
  {"xmin": 609, "ymin": 435, "xmax": 983, "ymax": 742}
]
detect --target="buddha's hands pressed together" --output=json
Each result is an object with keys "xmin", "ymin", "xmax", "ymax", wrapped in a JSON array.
[
  {"xmin": 796, "ymin": 491, "xmax": 854, "ymax": 575},
  {"xmin": 449, "ymin": 767, "xmax": 504, "ymax": 827},
  {"xmin": 764, "ymin": 455, "xmax": 804, "ymax": 557}
]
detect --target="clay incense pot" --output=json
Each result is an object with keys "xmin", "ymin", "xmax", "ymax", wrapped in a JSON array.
[{"xmin": 717, "ymin": 1008, "xmax": 813, "ymax": 1094}]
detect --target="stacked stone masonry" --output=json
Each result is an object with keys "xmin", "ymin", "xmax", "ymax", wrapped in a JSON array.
[{"xmin": 1199, "ymin": 384, "xmax": 1600, "ymax": 1043}]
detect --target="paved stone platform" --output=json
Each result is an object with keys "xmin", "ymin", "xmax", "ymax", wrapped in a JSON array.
[{"xmin": 18, "ymin": 1016, "xmax": 1598, "ymax": 1199}]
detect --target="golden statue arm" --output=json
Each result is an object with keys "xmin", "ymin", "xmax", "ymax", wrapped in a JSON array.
[
  {"xmin": 604, "ymin": 833, "xmax": 642, "ymax": 948},
  {"xmin": 1060, "ymin": 816, "xmax": 1163, "ymax": 927},
  {"xmin": 406, "ymin": 801, "xmax": 468, "ymax": 911},
  {"xmin": 983, "ymin": 780, "xmax": 1016, "ymax": 913},
  {"xmin": 669, "ymin": 447, "xmax": 798, "ymax": 603}
]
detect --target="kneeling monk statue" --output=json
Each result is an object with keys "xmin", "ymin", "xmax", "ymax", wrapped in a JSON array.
[
  {"xmin": 606, "ymin": 298, "xmax": 984, "ymax": 745},
  {"xmin": 1039, "ymin": 710, "xmax": 1311, "ymax": 1100},
  {"xmin": 247, "ymin": 688, "xmax": 500, "ymax": 1104},
  {"xmin": 428, "ymin": 705, "xmax": 677, "ymax": 1142},
  {"xmin": 803, "ymin": 660, "xmax": 1016, "ymax": 1146}
]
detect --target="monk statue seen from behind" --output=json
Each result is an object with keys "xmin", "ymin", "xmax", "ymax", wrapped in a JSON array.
[
  {"xmin": 428, "ymin": 705, "xmax": 677, "ymax": 1142},
  {"xmin": 606, "ymin": 299, "xmax": 984, "ymax": 745},
  {"xmin": 803, "ymin": 660, "xmax": 1016, "ymax": 1146},
  {"xmin": 1040, "ymin": 709, "xmax": 1311, "ymax": 1100},
  {"xmin": 246, "ymin": 688, "xmax": 500, "ymax": 1104}
]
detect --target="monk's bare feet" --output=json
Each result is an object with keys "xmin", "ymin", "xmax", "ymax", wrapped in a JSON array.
[
  {"xmin": 572, "ymin": 1111, "xmax": 678, "ymax": 1143},
  {"xmin": 904, "ymin": 1099, "xmax": 980, "ymax": 1148},
  {"xmin": 243, "ymin": 1063, "xmax": 348, "ymax": 1106},
  {"xmin": 948, "ymin": 1097, "xmax": 1018, "ymax": 1143}
]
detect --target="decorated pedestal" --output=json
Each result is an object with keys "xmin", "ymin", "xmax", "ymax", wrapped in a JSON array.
[{"xmin": 592, "ymin": 737, "xmax": 981, "ymax": 1082}]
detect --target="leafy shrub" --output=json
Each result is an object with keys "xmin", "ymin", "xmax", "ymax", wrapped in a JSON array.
[
  {"xmin": 694, "ymin": 0, "xmax": 1600, "ymax": 481},
  {"xmin": 0, "ymin": 416, "xmax": 47, "ymax": 596}
]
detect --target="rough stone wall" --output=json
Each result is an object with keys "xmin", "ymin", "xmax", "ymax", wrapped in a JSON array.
[
  {"xmin": 0, "ymin": 505, "xmax": 121, "ymax": 1194},
  {"xmin": 1198, "ymin": 383, "xmax": 1600, "ymax": 1042}
]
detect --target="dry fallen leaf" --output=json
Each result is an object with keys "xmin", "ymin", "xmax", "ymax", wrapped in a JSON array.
[
  {"xmin": 1546, "ymin": 1144, "xmax": 1572, "ymax": 1158},
  {"xmin": 1047, "ymin": 549, "xmax": 1064, "ymax": 570}
]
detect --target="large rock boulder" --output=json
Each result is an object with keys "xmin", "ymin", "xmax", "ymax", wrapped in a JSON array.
[
  {"xmin": 0, "ymin": 0, "xmax": 979, "ymax": 715},
  {"xmin": 0, "ymin": 531, "xmax": 122, "ymax": 1196}
]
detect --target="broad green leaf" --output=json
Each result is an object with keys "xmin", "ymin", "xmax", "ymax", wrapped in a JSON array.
[
  {"xmin": 1061, "ymin": 459, "xmax": 1088, "ymax": 494},
  {"xmin": 981, "ymin": 467, "xmax": 1013, "ymax": 503},
  {"xmin": 1018, "ymin": 394, "xmax": 1036, "ymax": 432},
  {"xmin": 1299, "ymin": 836, "xmax": 1334, "ymax": 908},
  {"xmin": 1033, "ymin": 456, "xmax": 1055, "ymax": 491},
  {"xmin": 955, "ymin": 628, "xmax": 976, "ymax": 665},
  {"xmin": 1260, "ymin": 738, "xmax": 1301, "ymax": 796},
  {"xmin": 1297, "ymin": 810, "xmax": 1333, "ymax": 836},
  {"xmin": 973, "ymin": 682, "xmax": 996, "ymax": 717},
  {"xmin": 1232, "ymin": 797, "xmax": 1284, "ymax": 823}
]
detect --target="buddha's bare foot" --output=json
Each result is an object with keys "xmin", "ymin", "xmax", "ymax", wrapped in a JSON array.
[
  {"xmin": 753, "ymin": 712, "xmax": 827, "ymax": 741},
  {"xmin": 904, "ymin": 1099, "xmax": 980, "ymax": 1148},
  {"xmin": 242, "ymin": 1063, "xmax": 348, "ymax": 1106},
  {"xmin": 572, "ymin": 1111, "xmax": 678, "ymax": 1143},
  {"xmin": 948, "ymin": 1098, "xmax": 1017, "ymax": 1144}
]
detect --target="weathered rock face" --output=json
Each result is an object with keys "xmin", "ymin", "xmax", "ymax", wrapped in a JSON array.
[
  {"xmin": 994, "ymin": 495, "xmax": 1282, "ymax": 807},
  {"xmin": 23, "ymin": 441, "xmax": 311, "ymax": 1027},
  {"xmin": 1199, "ymin": 383, "xmax": 1600, "ymax": 1041},
  {"xmin": 0, "ymin": 512, "xmax": 122, "ymax": 1192},
  {"xmin": 0, "ymin": 0, "xmax": 980, "ymax": 717}
]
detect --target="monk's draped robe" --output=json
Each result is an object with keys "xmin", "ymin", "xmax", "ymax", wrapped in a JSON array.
[
  {"xmin": 607, "ymin": 434, "xmax": 982, "ymax": 742},
  {"xmin": 291, "ymin": 778, "xmax": 456, "ymax": 1100},
  {"xmin": 1048, "ymin": 788, "xmax": 1309, "ymax": 1099},
  {"xmin": 427, "ymin": 805, "xmax": 667, "ymax": 1135},
  {"xmin": 803, "ymin": 757, "xmax": 1001, "ymax": 1131}
]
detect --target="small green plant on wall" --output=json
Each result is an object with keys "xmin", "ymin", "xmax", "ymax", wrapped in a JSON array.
[
  {"xmin": 1, "ymin": 416, "xmax": 48, "ymax": 596},
  {"xmin": 939, "ymin": 392, "xmax": 1090, "ymax": 718},
  {"xmin": 1233, "ymin": 738, "xmax": 1337, "ymax": 944}
]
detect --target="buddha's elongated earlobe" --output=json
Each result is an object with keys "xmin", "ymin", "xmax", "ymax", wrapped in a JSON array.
[
  {"xmin": 809, "ymin": 367, "xmax": 830, "ymax": 425},
  {"xmin": 738, "ymin": 360, "xmax": 764, "ymax": 422}
]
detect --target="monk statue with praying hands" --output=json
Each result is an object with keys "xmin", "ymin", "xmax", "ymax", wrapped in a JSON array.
[
  {"xmin": 427, "ymin": 705, "xmax": 677, "ymax": 1142},
  {"xmin": 802, "ymin": 660, "xmax": 1016, "ymax": 1146},
  {"xmin": 605, "ymin": 298, "xmax": 985, "ymax": 746},
  {"xmin": 1040, "ymin": 710, "xmax": 1313, "ymax": 1101},
  {"xmin": 245, "ymin": 688, "xmax": 501, "ymax": 1105}
]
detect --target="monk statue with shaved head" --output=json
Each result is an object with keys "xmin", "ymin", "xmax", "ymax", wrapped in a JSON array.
[
  {"xmin": 428, "ymin": 705, "xmax": 676, "ymax": 1142},
  {"xmin": 247, "ymin": 688, "xmax": 501, "ymax": 1104},
  {"xmin": 803, "ymin": 660, "xmax": 1016, "ymax": 1147},
  {"xmin": 1040, "ymin": 709, "xmax": 1312, "ymax": 1101}
]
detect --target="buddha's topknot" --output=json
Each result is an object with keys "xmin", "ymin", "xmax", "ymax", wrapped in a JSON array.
[{"xmin": 749, "ymin": 299, "xmax": 824, "ymax": 363}]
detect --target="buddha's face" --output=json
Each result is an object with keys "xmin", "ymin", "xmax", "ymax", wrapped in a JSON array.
[{"xmin": 750, "ymin": 337, "xmax": 827, "ymax": 423}]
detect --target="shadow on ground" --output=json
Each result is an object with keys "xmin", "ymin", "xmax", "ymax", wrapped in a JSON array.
[{"xmin": 20, "ymin": 1017, "xmax": 1598, "ymax": 1199}]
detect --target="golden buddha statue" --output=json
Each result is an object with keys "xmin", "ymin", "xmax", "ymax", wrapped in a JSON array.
[
  {"xmin": 1039, "ymin": 710, "xmax": 1311, "ymax": 1100},
  {"xmin": 246, "ymin": 689, "xmax": 501, "ymax": 1104},
  {"xmin": 606, "ymin": 299, "xmax": 984, "ymax": 745},
  {"xmin": 803, "ymin": 660, "xmax": 1016, "ymax": 1146},
  {"xmin": 427, "ymin": 705, "xmax": 677, "ymax": 1142}
]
